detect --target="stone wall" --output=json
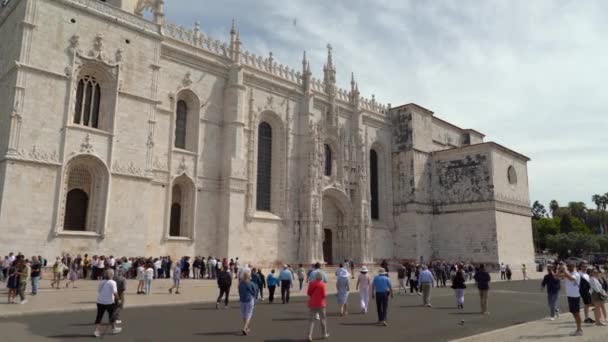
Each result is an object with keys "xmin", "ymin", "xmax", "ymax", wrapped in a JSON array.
[
  {"xmin": 433, "ymin": 152, "xmax": 493, "ymax": 205},
  {"xmin": 496, "ymin": 210, "xmax": 534, "ymax": 269}
]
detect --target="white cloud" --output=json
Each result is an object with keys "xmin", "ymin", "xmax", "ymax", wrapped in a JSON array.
[{"xmin": 165, "ymin": 0, "xmax": 608, "ymax": 208}]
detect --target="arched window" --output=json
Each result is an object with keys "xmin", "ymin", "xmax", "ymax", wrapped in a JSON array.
[
  {"xmin": 370, "ymin": 149, "xmax": 379, "ymax": 220},
  {"xmin": 324, "ymin": 144, "xmax": 332, "ymax": 176},
  {"xmin": 174, "ymin": 100, "xmax": 188, "ymax": 149},
  {"xmin": 256, "ymin": 122, "xmax": 272, "ymax": 211},
  {"xmin": 170, "ymin": 184, "xmax": 182, "ymax": 236},
  {"xmin": 74, "ymin": 75, "xmax": 101, "ymax": 129},
  {"xmin": 64, "ymin": 189, "xmax": 89, "ymax": 230}
]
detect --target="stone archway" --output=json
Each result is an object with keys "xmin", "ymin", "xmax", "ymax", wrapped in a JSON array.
[{"xmin": 322, "ymin": 187, "xmax": 353, "ymax": 265}]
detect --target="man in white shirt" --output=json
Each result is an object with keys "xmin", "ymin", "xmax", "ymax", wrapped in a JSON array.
[
  {"xmin": 210, "ymin": 258, "xmax": 218, "ymax": 279},
  {"xmin": 500, "ymin": 263, "xmax": 506, "ymax": 280},
  {"xmin": 558, "ymin": 263, "xmax": 583, "ymax": 336}
]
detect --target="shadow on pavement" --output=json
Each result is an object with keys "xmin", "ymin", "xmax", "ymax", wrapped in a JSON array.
[
  {"xmin": 518, "ymin": 334, "xmax": 572, "ymax": 339},
  {"xmin": 195, "ymin": 331, "xmax": 242, "ymax": 336},
  {"xmin": 47, "ymin": 333, "xmax": 96, "ymax": 339}
]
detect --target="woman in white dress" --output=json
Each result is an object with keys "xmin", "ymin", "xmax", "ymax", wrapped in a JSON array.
[{"xmin": 356, "ymin": 266, "xmax": 371, "ymax": 314}]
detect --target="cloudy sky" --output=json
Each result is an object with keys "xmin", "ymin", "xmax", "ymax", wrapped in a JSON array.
[{"xmin": 164, "ymin": 0, "xmax": 607, "ymax": 209}]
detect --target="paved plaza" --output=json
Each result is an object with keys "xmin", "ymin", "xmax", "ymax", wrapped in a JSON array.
[{"xmin": 2, "ymin": 275, "xmax": 608, "ymax": 341}]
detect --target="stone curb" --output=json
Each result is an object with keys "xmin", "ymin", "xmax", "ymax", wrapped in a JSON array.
[{"xmin": 448, "ymin": 319, "xmax": 538, "ymax": 342}]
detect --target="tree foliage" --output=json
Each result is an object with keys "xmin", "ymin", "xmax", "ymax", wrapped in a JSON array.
[
  {"xmin": 546, "ymin": 233, "xmax": 599, "ymax": 259},
  {"xmin": 532, "ymin": 201, "xmax": 548, "ymax": 220}
]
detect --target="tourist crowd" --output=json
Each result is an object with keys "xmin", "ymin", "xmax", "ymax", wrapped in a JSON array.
[{"xmin": 4, "ymin": 250, "xmax": 608, "ymax": 339}]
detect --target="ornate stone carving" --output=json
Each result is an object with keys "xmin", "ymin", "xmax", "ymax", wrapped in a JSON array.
[
  {"xmin": 11, "ymin": 145, "xmax": 60, "ymax": 165},
  {"xmin": 153, "ymin": 156, "xmax": 168, "ymax": 171},
  {"xmin": 80, "ymin": 134, "xmax": 94, "ymax": 153},
  {"xmin": 177, "ymin": 156, "xmax": 187, "ymax": 174},
  {"xmin": 182, "ymin": 71, "xmax": 192, "ymax": 88},
  {"xmin": 113, "ymin": 160, "xmax": 145, "ymax": 177}
]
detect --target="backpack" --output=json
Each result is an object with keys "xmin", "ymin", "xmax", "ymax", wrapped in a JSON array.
[{"xmin": 580, "ymin": 275, "xmax": 591, "ymax": 296}]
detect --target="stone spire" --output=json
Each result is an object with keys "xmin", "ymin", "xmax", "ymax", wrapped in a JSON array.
[
  {"xmin": 323, "ymin": 44, "xmax": 336, "ymax": 94},
  {"xmin": 350, "ymin": 72, "xmax": 360, "ymax": 107},
  {"xmin": 302, "ymin": 51, "xmax": 311, "ymax": 93},
  {"xmin": 229, "ymin": 19, "xmax": 241, "ymax": 63}
]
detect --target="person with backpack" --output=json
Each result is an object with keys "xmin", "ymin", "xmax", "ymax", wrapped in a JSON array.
[
  {"xmin": 578, "ymin": 263, "xmax": 595, "ymax": 324},
  {"xmin": 557, "ymin": 262, "xmax": 583, "ymax": 336}
]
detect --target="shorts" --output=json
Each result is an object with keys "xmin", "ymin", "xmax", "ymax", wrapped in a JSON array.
[
  {"xmin": 568, "ymin": 297, "xmax": 581, "ymax": 314},
  {"xmin": 173, "ymin": 278, "xmax": 180, "ymax": 286},
  {"xmin": 581, "ymin": 292, "xmax": 592, "ymax": 305}
]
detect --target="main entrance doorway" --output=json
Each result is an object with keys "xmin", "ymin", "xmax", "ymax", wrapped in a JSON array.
[{"xmin": 323, "ymin": 229, "xmax": 333, "ymax": 264}]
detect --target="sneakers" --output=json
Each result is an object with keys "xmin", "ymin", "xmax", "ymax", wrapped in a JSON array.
[
  {"xmin": 115, "ymin": 320, "xmax": 122, "ymax": 324},
  {"xmin": 556, "ymin": 308, "xmax": 560, "ymax": 318},
  {"xmin": 584, "ymin": 318, "xmax": 595, "ymax": 324},
  {"xmin": 570, "ymin": 330, "xmax": 583, "ymax": 336},
  {"xmin": 323, "ymin": 333, "xmax": 330, "ymax": 339},
  {"xmin": 20, "ymin": 299, "xmax": 28, "ymax": 305},
  {"xmin": 382, "ymin": 321, "xmax": 389, "ymax": 327},
  {"xmin": 549, "ymin": 317, "xmax": 555, "ymax": 321},
  {"xmin": 175, "ymin": 291, "xmax": 180, "ymax": 294},
  {"xmin": 215, "ymin": 302, "xmax": 219, "ymax": 309},
  {"xmin": 224, "ymin": 305, "xmax": 229, "ymax": 309},
  {"xmin": 112, "ymin": 327, "xmax": 122, "ymax": 334},
  {"xmin": 93, "ymin": 330, "xmax": 101, "ymax": 337}
]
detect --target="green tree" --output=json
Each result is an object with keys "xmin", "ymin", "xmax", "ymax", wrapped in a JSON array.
[
  {"xmin": 597, "ymin": 235, "xmax": 608, "ymax": 252},
  {"xmin": 549, "ymin": 200, "xmax": 560, "ymax": 218},
  {"xmin": 571, "ymin": 216, "xmax": 591, "ymax": 234},
  {"xmin": 568, "ymin": 202, "xmax": 587, "ymax": 222},
  {"xmin": 532, "ymin": 217, "xmax": 560, "ymax": 250},
  {"xmin": 532, "ymin": 201, "xmax": 548, "ymax": 220},
  {"xmin": 560, "ymin": 214, "xmax": 574, "ymax": 234},
  {"xmin": 547, "ymin": 233, "xmax": 599, "ymax": 259}
]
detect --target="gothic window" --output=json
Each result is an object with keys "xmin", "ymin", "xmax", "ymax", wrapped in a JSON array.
[
  {"xmin": 324, "ymin": 144, "xmax": 332, "ymax": 176},
  {"xmin": 74, "ymin": 75, "xmax": 101, "ymax": 129},
  {"xmin": 64, "ymin": 189, "xmax": 88, "ymax": 230},
  {"xmin": 370, "ymin": 149, "xmax": 379, "ymax": 220},
  {"xmin": 256, "ymin": 122, "xmax": 272, "ymax": 211},
  {"xmin": 170, "ymin": 184, "xmax": 182, "ymax": 236},
  {"xmin": 174, "ymin": 100, "xmax": 188, "ymax": 149}
]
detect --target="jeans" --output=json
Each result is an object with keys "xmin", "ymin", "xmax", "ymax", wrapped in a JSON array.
[
  {"xmin": 268, "ymin": 286, "xmax": 276, "ymax": 303},
  {"xmin": 112, "ymin": 291, "xmax": 124, "ymax": 321},
  {"xmin": 144, "ymin": 278, "xmax": 152, "ymax": 295},
  {"xmin": 217, "ymin": 287, "xmax": 230, "ymax": 306},
  {"xmin": 375, "ymin": 291, "xmax": 389, "ymax": 322},
  {"xmin": 299, "ymin": 278, "xmax": 304, "ymax": 291},
  {"xmin": 31, "ymin": 276, "xmax": 40, "ymax": 294},
  {"xmin": 308, "ymin": 307, "xmax": 327, "ymax": 338},
  {"xmin": 281, "ymin": 280, "xmax": 291, "ymax": 304},
  {"xmin": 548, "ymin": 291, "xmax": 559, "ymax": 317}
]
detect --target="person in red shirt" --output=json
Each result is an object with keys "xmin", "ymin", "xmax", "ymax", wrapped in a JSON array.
[{"xmin": 307, "ymin": 271, "xmax": 329, "ymax": 341}]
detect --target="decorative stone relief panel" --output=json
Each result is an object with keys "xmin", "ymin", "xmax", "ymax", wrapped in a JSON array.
[{"xmin": 433, "ymin": 153, "xmax": 493, "ymax": 205}]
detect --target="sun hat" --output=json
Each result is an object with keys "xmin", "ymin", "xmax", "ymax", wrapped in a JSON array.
[
  {"xmin": 360, "ymin": 266, "xmax": 369, "ymax": 273},
  {"xmin": 378, "ymin": 268, "xmax": 387, "ymax": 275}
]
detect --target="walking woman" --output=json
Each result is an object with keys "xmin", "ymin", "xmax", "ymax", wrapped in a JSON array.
[
  {"xmin": 6, "ymin": 261, "xmax": 19, "ymax": 304},
  {"xmin": 50, "ymin": 257, "xmax": 65, "ymax": 289},
  {"xmin": 266, "ymin": 269, "xmax": 279, "ymax": 303},
  {"xmin": 356, "ymin": 266, "xmax": 371, "ymax": 314},
  {"xmin": 66, "ymin": 260, "xmax": 79, "ymax": 288},
  {"xmin": 541, "ymin": 266, "xmax": 561, "ymax": 320},
  {"xmin": 93, "ymin": 269, "xmax": 121, "ymax": 337},
  {"xmin": 136, "ymin": 261, "xmax": 145, "ymax": 294},
  {"xmin": 336, "ymin": 267, "xmax": 350, "ymax": 316},
  {"xmin": 451, "ymin": 267, "xmax": 466, "ymax": 309},
  {"xmin": 143, "ymin": 262, "xmax": 154, "ymax": 295},
  {"xmin": 238, "ymin": 271, "xmax": 259, "ymax": 335},
  {"xmin": 307, "ymin": 271, "xmax": 329, "ymax": 341},
  {"xmin": 589, "ymin": 269, "xmax": 608, "ymax": 325}
]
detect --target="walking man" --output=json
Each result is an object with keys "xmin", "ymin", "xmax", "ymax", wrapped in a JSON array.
[
  {"xmin": 541, "ymin": 265, "xmax": 561, "ymax": 320},
  {"xmin": 266, "ymin": 269, "xmax": 279, "ymax": 303},
  {"xmin": 500, "ymin": 263, "xmax": 506, "ymax": 280},
  {"xmin": 473, "ymin": 264, "xmax": 491, "ymax": 314},
  {"xmin": 371, "ymin": 268, "xmax": 393, "ymax": 326},
  {"xmin": 578, "ymin": 263, "xmax": 595, "ymax": 324},
  {"xmin": 279, "ymin": 265, "xmax": 293, "ymax": 304},
  {"xmin": 558, "ymin": 262, "xmax": 583, "ymax": 336},
  {"xmin": 418, "ymin": 265, "xmax": 435, "ymax": 307},
  {"xmin": 30, "ymin": 256, "xmax": 41, "ymax": 296},
  {"xmin": 216, "ymin": 266, "xmax": 232, "ymax": 309}
]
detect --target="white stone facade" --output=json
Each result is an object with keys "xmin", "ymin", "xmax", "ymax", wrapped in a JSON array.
[{"xmin": 0, "ymin": 0, "xmax": 534, "ymax": 268}]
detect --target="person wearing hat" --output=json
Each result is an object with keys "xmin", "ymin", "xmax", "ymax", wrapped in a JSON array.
[
  {"xmin": 371, "ymin": 268, "xmax": 393, "ymax": 326},
  {"xmin": 356, "ymin": 266, "xmax": 371, "ymax": 314},
  {"xmin": 335, "ymin": 264, "xmax": 351, "ymax": 316}
]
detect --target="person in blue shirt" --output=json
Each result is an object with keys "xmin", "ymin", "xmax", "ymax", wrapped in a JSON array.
[
  {"xmin": 418, "ymin": 264, "xmax": 435, "ymax": 307},
  {"xmin": 371, "ymin": 268, "xmax": 393, "ymax": 326},
  {"xmin": 239, "ymin": 271, "xmax": 258, "ymax": 335},
  {"xmin": 266, "ymin": 269, "xmax": 279, "ymax": 303},
  {"xmin": 279, "ymin": 265, "xmax": 293, "ymax": 304}
]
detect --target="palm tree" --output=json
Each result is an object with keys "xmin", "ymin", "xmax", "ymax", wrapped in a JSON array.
[{"xmin": 549, "ymin": 200, "xmax": 559, "ymax": 218}]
